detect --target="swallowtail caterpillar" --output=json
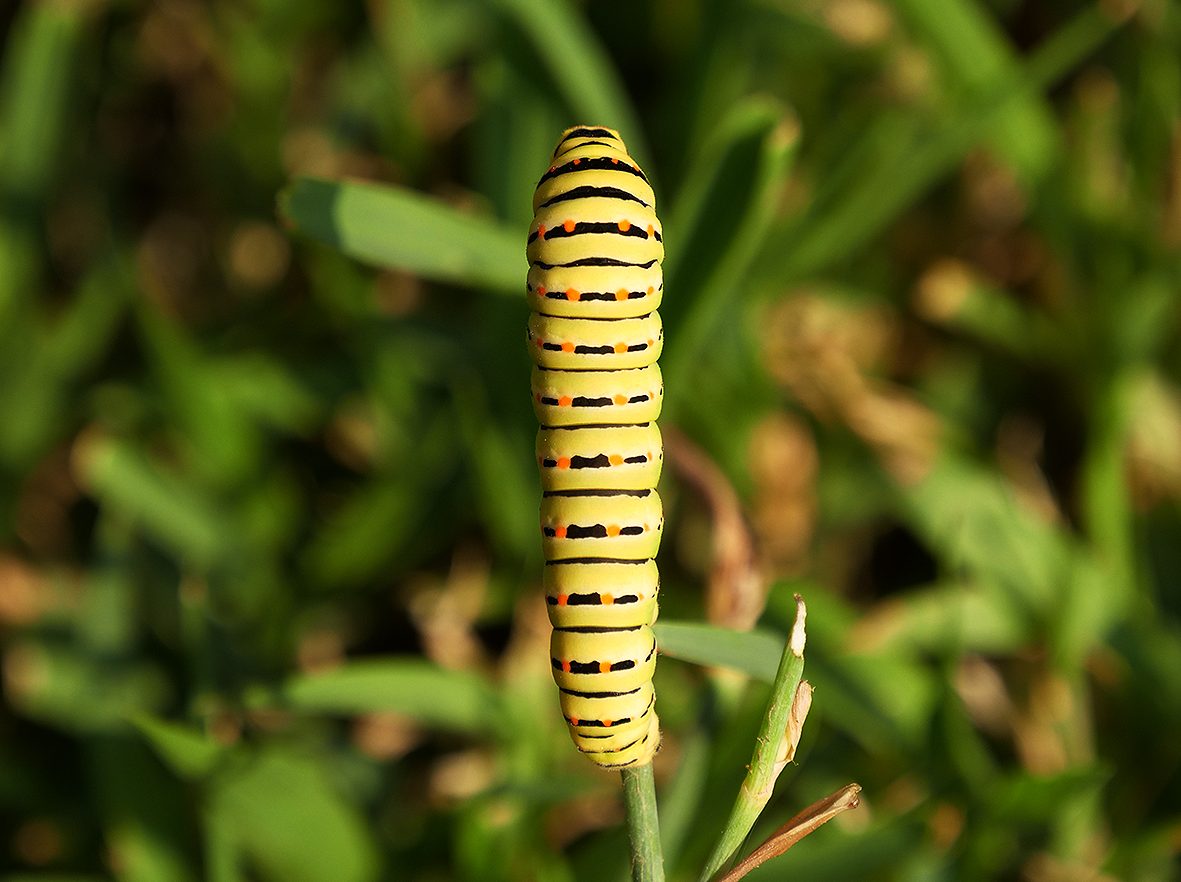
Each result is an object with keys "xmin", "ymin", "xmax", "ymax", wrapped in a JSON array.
[{"xmin": 527, "ymin": 126, "xmax": 664, "ymax": 768}]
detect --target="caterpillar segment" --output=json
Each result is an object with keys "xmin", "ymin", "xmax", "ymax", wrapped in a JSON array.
[
  {"xmin": 527, "ymin": 311, "xmax": 663, "ymax": 371},
  {"xmin": 528, "ymin": 125, "xmax": 665, "ymax": 768},
  {"xmin": 540, "ymin": 489, "xmax": 663, "ymax": 561},
  {"xmin": 544, "ymin": 559, "xmax": 660, "ymax": 629},
  {"xmin": 536, "ymin": 423, "xmax": 663, "ymax": 491},
  {"xmin": 531, "ymin": 364, "xmax": 664, "ymax": 427},
  {"xmin": 526, "ymin": 269, "xmax": 663, "ymax": 319}
]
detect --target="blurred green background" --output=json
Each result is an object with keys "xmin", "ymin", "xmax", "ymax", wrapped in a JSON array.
[{"xmin": 1, "ymin": 0, "xmax": 1180, "ymax": 880}]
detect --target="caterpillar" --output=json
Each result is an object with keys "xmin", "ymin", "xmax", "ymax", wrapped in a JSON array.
[{"xmin": 527, "ymin": 126, "xmax": 664, "ymax": 769}]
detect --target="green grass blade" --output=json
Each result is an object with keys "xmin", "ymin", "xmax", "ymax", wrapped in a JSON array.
[
  {"xmin": 88, "ymin": 737, "xmax": 198, "ymax": 882},
  {"xmin": 204, "ymin": 806, "xmax": 244, "ymax": 882},
  {"xmin": 279, "ymin": 176, "xmax": 523, "ymax": 293},
  {"xmin": 657, "ymin": 725, "xmax": 712, "ymax": 873},
  {"xmin": 699, "ymin": 596, "xmax": 809, "ymax": 881},
  {"xmin": 0, "ymin": 1, "xmax": 87, "ymax": 323},
  {"xmin": 491, "ymin": 0, "xmax": 647, "ymax": 165},
  {"xmin": 851, "ymin": 580, "xmax": 1031, "ymax": 655},
  {"xmin": 0, "ymin": 1, "xmax": 86, "ymax": 200},
  {"xmin": 280, "ymin": 659, "xmax": 505, "ymax": 737},
  {"xmin": 766, "ymin": 2, "xmax": 1130, "ymax": 280},
  {"xmin": 655, "ymin": 622, "xmax": 786, "ymax": 682},
  {"xmin": 893, "ymin": 0, "xmax": 1058, "ymax": 181},
  {"xmin": 210, "ymin": 749, "xmax": 378, "ymax": 882},
  {"xmin": 45, "ymin": 257, "xmax": 132, "ymax": 377},
  {"xmin": 660, "ymin": 97, "xmax": 799, "ymax": 419},
  {"xmin": 74, "ymin": 436, "xmax": 231, "ymax": 570},
  {"xmin": 130, "ymin": 715, "xmax": 224, "ymax": 781},
  {"xmin": 133, "ymin": 302, "xmax": 265, "ymax": 485}
]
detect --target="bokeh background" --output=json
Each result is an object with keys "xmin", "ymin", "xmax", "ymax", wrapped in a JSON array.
[{"xmin": 1, "ymin": 0, "xmax": 1180, "ymax": 880}]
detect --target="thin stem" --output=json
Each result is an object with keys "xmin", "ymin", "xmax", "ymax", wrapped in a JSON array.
[
  {"xmin": 205, "ymin": 811, "xmax": 242, "ymax": 882},
  {"xmin": 622, "ymin": 764, "xmax": 665, "ymax": 882}
]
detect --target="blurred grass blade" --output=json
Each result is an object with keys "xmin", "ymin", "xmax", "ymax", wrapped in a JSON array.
[
  {"xmin": 1078, "ymin": 373, "xmax": 1138, "ymax": 609},
  {"xmin": 661, "ymin": 97, "xmax": 798, "ymax": 418},
  {"xmin": 713, "ymin": 784, "xmax": 863, "ymax": 882},
  {"xmin": 205, "ymin": 805, "xmax": 244, "ymax": 882},
  {"xmin": 302, "ymin": 412, "xmax": 454, "ymax": 587},
  {"xmin": 808, "ymin": 653, "xmax": 939, "ymax": 754},
  {"xmin": 46, "ymin": 256, "xmax": 131, "ymax": 376},
  {"xmin": 0, "ymin": 258, "xmax": 128, "ymax": 467},
  {"xmin": 0, "ymin": 0, "xmax": 84, "ymax": 322},
  {"xmin": 0, "ymin": 222, "xmax": 37, "ymax": 328},
  {"xmin": 451, "ymin": 374, "xmax": 539, "ymax": 559},
  {"xmin": 210, "ymin": 749, "xmax": 377, "ymax": 882},
  {"xmin": 5, "ymin": 641, "xmax": 169, "ymax": 733},
  {"xmin": 471, "ymin": 58, "xmax": 565, "ymax": 225},
  {"xmin": 655, "ymin": 622, "xmax": 785, "ymax": 682},
  {"xmin": 848, "ymin": 580, "xmax": 1030, "ymax": 655},
  {"xmin": 914, "ymin": 261, "xmax": 1053, "ymax": 359},
  {"xmin": 768, "ymin": 2, "xmax": 1131, "ymax": 280},
  {"xmin": 301, "ymin": 480, "xmax": 418, "ymax": 586},
  {"xmin": 0, "ymin": 1, "xmax": 88, "ymax": 200},
  {"xmin": 131, "ymin": 715, "xmax": 224, "ymax": 781},
  {"xmin": 903, "ymin": 456, "xmax": 1068, "ymax": 614},
  {"xmin": 134, "ymin": 302, "xmax": 265, "ymax": 484},
  {"xmin": 281, "ymin": 659, "xmax": 505, "ymax": 736},
  {"xmin": 892, "ymin": 0, "xmax": 1057, "ymax": 182},
  {"xmin": 658, "ymin": 726, "xmax": 712, "ymax": 870},
  {"xmin": 73, "ymin": 435, "xmax": 230, "ymax": 569},
  {"xmin": 213, "ymin": 356, "xmax": 319, "ymax": 435},
  {"xmin": 700, "ymin": 596, "xmax": 811, "ymax": 881},
  {"xmin": 80, "ymin": 515, "xmax": 138, "ymax": 653},
  {"xmin": 490, "ymin": 0, "xmax": 647, "ymax": 165},
  {"xmin": 279, "ymin": 177, "xmax": 523, "ymax": 293},
  {"xmin": 89, "ymin": 736, "xmax": 198, "ymax": 882}
]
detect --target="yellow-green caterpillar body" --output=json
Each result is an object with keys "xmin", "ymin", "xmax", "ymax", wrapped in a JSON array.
[{"xmin": 527, "ymin": 126, "xmax": 664, "ymax": 768}]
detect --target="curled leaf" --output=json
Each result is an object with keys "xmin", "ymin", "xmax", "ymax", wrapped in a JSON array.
[{"xmin": 773, "ymin": 680, "xmax": 813, "ymax": 776}]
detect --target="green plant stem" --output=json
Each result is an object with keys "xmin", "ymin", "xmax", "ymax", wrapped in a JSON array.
[
  {"xmin": 700, "ymin": 597, "xmax": 807, "ymax": 882},
  {"xmin": 622, "ymin": 764, "xmax": 665, "ymax": 882},
  {"xmin": 205, "ymin": 810, "xmax": 242, "ymax": 882}
]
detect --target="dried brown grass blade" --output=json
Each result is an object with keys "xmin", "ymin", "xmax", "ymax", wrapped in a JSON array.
[
  {"xmin": 663, "ymin": 426, "xmax": 765, "ymax": 630},
  {"xmin": 713, "ymin": 783, "xmax": 862, "ymax": 882}
]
